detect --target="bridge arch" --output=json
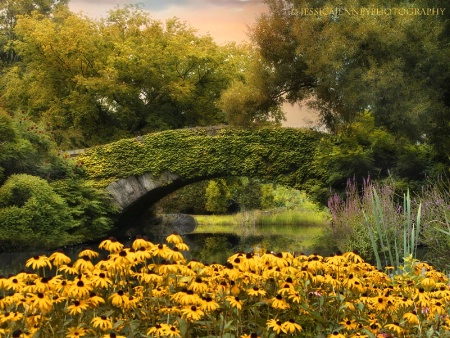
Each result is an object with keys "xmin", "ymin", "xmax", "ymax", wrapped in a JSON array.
[{"xmin": 77, "ymin": 127, "xmax": 324, "ymax": 226}]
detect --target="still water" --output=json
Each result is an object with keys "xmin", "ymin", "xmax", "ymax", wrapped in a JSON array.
[{"xmin": 0, "ymin": 231, "xmax": 319, "ymax": 276}]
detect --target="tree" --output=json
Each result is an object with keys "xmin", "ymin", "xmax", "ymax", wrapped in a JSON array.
[
  {"xmin": 2, "ymin": 5, "xmax": 238, "ymax": 147},
  {"xmin": 251, "ymin": 0, "xmax": 450, "ymax": 159},
  {"xmin": 0, "ymin": 0, "xmax": 68, "ymax": 68},
  {"xmin": 205, "ymin": 179, "xmax": 230, "ymax": 214}
]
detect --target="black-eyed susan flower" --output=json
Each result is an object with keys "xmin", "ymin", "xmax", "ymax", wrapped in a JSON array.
[
  {"xmin": 269, "ymin": 294, "xmax": 290, "ymax": 310},
  {"xmin": 109, "ymin": 290, "xmax": 129, "ymax": 308},
  {"xmin": 28, "ymin": 292, "xmax": 53, "ymax": 313},
  {"xmin": 73, "ymin": 256, "xmax": 95, "ymax": 272},
  {"xmin": 340, "ymin": 318, "xmax": 358, "ymax": 331},
  {"xmin": 181, "ymin": 305, "xmax": 205, "ymax": 321},
  {"xmin": 78, "ymin": 248, "xmax": 99, "ymax": 259},
  {"xmin": 25, "ymin": 255, "xmax": 52, "ymax": 270},
  {"xmin": 267, "ymin": 319, "xmax": 286, "ymax": 334},
  {"xmin": 59, "ymin": 263, "xmax": 79, "ymax": 275},
  {"xmin": 240, "ymin": 334, "xmax": 260, "ymax": 338},
  {"xmin": 328, "ymin": 332, "xmax": 345, "ymax": 338},
  {"xmin": 246, "ymin": 285, "xmax": 266, "ymax": 297},
  {"xmin": 65, "ymin": 326, "xmax": 87, "ymax": 338},
  {"xmin": 147, "ymin": 323, "xmax": 170, "ymax": 337},
  {"xmin": 282, "ymin": 319, "xmax": 302, "ymax": 334},
  {"xmin": 69, "ymin": 278, "xmax": 93, "ymax": 298},
  {"xmin": 101, "ymin": 332, "xmax": 126, "ymax": 338},
  {"xmin": 384, "ymin": 323, "xmax": 403, "ymax": 336},
  {"xmin": 189, "ymin": 277, "xmax": 208, "ymax": 294},
  {"xmin": 226, "ymin": 295, "xmax": 243, "ymax": 310},
  {"xmin": 99, "ymin": 237, "xmax": 124, "ymax": 253},
  {"xmin": 88, "ymin": 292, "xmax": 105, "ymax": 307},
  {"xmin": 403, "ymin": 312, "xmax": 419, "ymax": 325},
  {"xmin": 5, "ymin": 276, "xmax": 26, "ymax": 292},
  {"xmin": 91, "ymin": 315, "xmax": 113, "ymax": 331},
  {"xmin": 67, "ymin": 299, "xmax": 90, "ymax": 315},
  {"xmin": 49, "ymin": 250, "xmax": 71, "ymax": 266},
  {"xmin": 200, "ymin": 296, "xmax": 220, "ymax": 312},
  {"xmin": 166, "ymin": 232, "xmax": 183, "ymax": 245},
  {"xmin": 90, "ymin": 270, "xmax": 113, "ymax": 289},
  {"xmin": 165, "ymin": 324, "xmax": 181, "ymax": 338}
]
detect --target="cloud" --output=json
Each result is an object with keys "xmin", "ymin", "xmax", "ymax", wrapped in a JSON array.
[{"xmin": 68, "ymin": 0, "xmax": 267, "ymax": 43}]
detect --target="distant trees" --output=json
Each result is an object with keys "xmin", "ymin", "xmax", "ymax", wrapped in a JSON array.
[
  {"xmin": 246, "ymin": 0, "xmax": 450, "ymax": 161},
  {"xmin": 1, "ymin": 5, "xmax": 250, "ymax": 147}
]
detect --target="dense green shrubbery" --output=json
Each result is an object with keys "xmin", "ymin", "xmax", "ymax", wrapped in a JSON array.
[
  {"xmin": 0, "ymin": 110, "xmax": 116, "ymax": 251},
  {"xmin": 0, "ymin": 174, "xmax": 76, "ymax": 250}
]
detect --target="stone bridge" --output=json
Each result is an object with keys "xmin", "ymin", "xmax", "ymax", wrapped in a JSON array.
[{"xmin": 76, "ymin": 127, "xmax": 324, "ymax": 226}]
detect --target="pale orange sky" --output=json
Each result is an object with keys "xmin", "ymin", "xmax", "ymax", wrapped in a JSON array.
[{"xmin": 68, "ymin": 0, "xmax": 320, "ymax": 128}]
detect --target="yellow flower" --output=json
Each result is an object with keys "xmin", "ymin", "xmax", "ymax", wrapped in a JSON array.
[
  {"xmin": 403, "ymin": 312, "xmax": 419, "ymax": 325},
  {"xmin": 101, "ymin": 332, "xmax": 126, "ymax": 338},
  {"xmin": 67, "ymin": 299, "xmax": 90, "ymax": 315},
  {"xmin": 90, "ymin": 270, "xmax": 113, "ymax": 289},
  {"xmin": 269, "ymin": 294, "xmax": 290, "ymax": 310},
  {"xmin": 28, "ymin": 292, "xmax": 53, "ymax": 313},
  {"xmin": 69, "ymin": 278, "xmax": 93, "ymax": 298},
  {"xmin": 189, "ymin": 277, "xmax": 208, "ymax": 294},
  {"xmin": 340, "ymin": 318, "xmax": 358, "ymax": 330},
  {"xmin": 181, "ymin": 305, "xmax": 205, "ymax": 321},
  {"xmin": 88, "ymin": 292, "xmax": 105, "ymax": 307},
  {"xmin": 226, "ymin": 295, "xmax": 243, "ymax": 310},
  {"xmin": 246, "ymin": 286, "xmax": 266, "ymax": 297},
  {"xmin": 328, "ymin": 332, "xmax": 345, "ymax": 338},
  {"xmin": 267, "ymin": 319, "xmax": 286, "ymax": 334},
  {"xmin": 131, "ymin": 235, "xmax": 154, "ymax": 250},
  {"xmin": 49, "ymin": 250, "xmax": 71, "ymax": 266},
  {"xmin": 166, "ymin": 232, "xmax": 184, "ymax": 244},
  {"xmin": 73, "ymin": 256, "xmax": 95, "ymax": 272},
  {"xmin": 165, "ymin": 324, "xmax": 182, "ymax": 338},
  {"xmin": 147, "ymin": 323, "xmax": 170, "ymax": 337},
  {"xmin": 200, "ymin": 296, "xmax": 220, "ymax": 312},
  {"xmin": 99, "ymin": 237, "xmax": 124, "ymax": 253},
  {"xmin": 78, "ymin": 248, "xmax": 99, "ymax": 259},
  {"xmin": 66, "ymin": 326, "xmax": 87, "ymax": 338},
  {"xmin": 282, "ymin": 319, "xmax": 302, "ymax": 334},
  {"xmin": 384, "ymin": 323, "xmax": 403, "ymax": 336},
  {"xmin": 91, "ymin": 316, "xmax": 113, "ymax": 331},
  {"xmin": 26, "ymin": 255, "xmax": 52, "ymax": 270},
  {"xmin": 109, "ymin": 290, "xmax": 129, "ymax": 308}
]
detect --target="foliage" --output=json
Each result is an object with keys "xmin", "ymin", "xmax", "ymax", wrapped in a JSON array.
[
  {"xmin": 205, "ymin": 179, "xmax": 231, "ymax": 214},
  {"xmin": 218, "ymin": 44, "xmax": 285, "ymax": 127},
  {"xmin": 50, "ymin": 178, "xmax": 116, "ymax": 243},
  {"xmin": 251, "ymin": 0, "xmax": 450, "ymax": 160},
  {"xmin": 0, "ymin": 174, "xmax": 76, "ymax": 250},
  {"xmin": 77, "ymin": 127, "xmax": 324, "ymax": 197},
  {"xmin": 155, "ymin": 180, "xmax": 209, "ymax": 214},
  {"xmin": 2, "ymin": 235, "xmax": 450, "ymax": 337},
  {"xmin": 419, "ymin": 179, "xmax": 450, "ymax": 270},
  {"xmin": 2, "ymin": 5, "xmax": 248, "ymax": 147},
  {"xmin": 326, "ymin": 178, "xmax": 412, "ymax": 265},
  {"xmin": 0, "ymin": 0, "xmax": 68, "ymax": 68},
  {"xmin": 0, "ymin": 109, "xmax": 116, "ymax": 250}
]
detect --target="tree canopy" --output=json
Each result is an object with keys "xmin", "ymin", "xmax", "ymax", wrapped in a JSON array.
[
  {"xmin": 1, "ymin": 5, "xmax": 246, "ymax": 147},
  {"xmin": 249, "ymin": 0, "xmax": 450, "ymax": 159}
]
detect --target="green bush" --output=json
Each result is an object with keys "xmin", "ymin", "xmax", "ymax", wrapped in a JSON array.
[{"xmin": 0, "ymin": 174, "xmax": 76, "ymax": 250}]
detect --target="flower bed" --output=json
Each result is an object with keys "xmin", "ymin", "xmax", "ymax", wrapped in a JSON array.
[{"xmin": 1, "ymin": 234, "xmax": 449, "ymax": 337}]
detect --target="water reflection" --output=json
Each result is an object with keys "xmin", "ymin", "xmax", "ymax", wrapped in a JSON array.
[{"xmin": 0, "ymin": 231, "xmax": 323, "ymax": 275}]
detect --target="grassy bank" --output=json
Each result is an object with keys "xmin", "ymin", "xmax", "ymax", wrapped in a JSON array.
[{"xmin": 192, "ymin": 208, "xmax": 329, "ymax": 254}]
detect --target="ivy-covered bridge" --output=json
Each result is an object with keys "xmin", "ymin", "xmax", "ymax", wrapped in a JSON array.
[{"xmin": 77, "ymin": 127, "xmax": 324, "ymax": 224}]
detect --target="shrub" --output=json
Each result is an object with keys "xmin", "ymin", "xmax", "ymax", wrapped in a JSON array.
[{"xmin": 0, "ymin": 174, "xmax": 76, "ymax": 250}]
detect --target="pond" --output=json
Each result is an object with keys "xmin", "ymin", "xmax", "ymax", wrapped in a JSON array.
[{"xmin": 0, "ymin": 224, "xmax": 328, "ymax": 276}]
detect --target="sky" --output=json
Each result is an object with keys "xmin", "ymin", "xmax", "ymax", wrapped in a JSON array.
[{"xmin": 68, "ymin": 0, "xmax": 320, "ymax": 128}]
